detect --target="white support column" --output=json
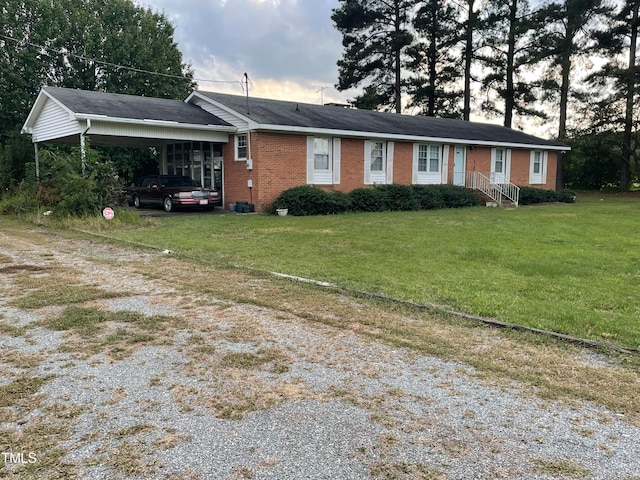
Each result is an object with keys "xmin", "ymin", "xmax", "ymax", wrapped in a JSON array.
[
  {"xmin": 80, "ymin": 133, "xmax": 86, "ymax": 174},
  {"xmin": 34, "ymin": 143, "xmax": 40, "ymax": 180}
]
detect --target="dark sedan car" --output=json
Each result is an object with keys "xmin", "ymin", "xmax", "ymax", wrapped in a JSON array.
[{"xmin": 127, "ymin": 175, "xmax": 221, "ymax": 212}]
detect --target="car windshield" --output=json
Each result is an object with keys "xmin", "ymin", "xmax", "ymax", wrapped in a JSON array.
[{"xmin": 162, "ymin": 176, "xmax": 199, "ymax": 187}]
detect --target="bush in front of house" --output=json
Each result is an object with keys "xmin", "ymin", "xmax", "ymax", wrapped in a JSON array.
[
  {"xmin": 270, "ymin": 184, "xmax": 484, "ymax": 215},
  {"xmin": 411, "ymin": 185, "xmax": 446, "ymax": 210},
  {"xmin": 438, "ymin": 185, "xmax": 482, "ymax": 208},
  {"xmin": 373, "ymin": 184, "xmax": 421, "ymax": 211},
  {"xmin": 349, "ymin": 187, "xmax": 389, "ymax": 212},
  {"xmin": 519, "ymin": 187, "xmax": 576, "ymax": 205},
  {"xmin": 268, "ymin": 186, "xmax": 350, "ymax": 216}
]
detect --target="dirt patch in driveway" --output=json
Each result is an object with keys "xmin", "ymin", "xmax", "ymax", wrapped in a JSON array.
[{"xmin": 1, "ymin": 220, "xmax": 639, "ymax": 479}]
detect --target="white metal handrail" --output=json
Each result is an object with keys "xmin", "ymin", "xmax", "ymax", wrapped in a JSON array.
[{"xmin": 465, "ymin": 172, "xmax": 520, "ymax": 207}]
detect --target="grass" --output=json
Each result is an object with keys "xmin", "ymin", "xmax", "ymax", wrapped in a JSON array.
[{"xmin": 86, "ymin": 197, "xmax": 640, "ymax": 350}]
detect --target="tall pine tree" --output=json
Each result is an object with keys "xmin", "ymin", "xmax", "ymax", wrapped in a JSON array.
[
  {"xmin": 332, "ymin": 0, "xmax": 414, "ymax": 112},
  {"xmin": 477, "ymin": 0, "xmax": 546, "ymax": 128},
  {"xmin": 406, "ymin": 0, "xmax": 463, "ymax": 117}
]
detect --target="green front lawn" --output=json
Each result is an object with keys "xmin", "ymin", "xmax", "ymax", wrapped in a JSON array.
[{"xmin": 76, "ymin": 196, "xmax": 640, "ymax": 350}]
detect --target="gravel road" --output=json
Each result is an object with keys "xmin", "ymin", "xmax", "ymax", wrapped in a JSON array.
[{"xmin": 1, "ymin": 226, "xmax": 639, "ymax": 479}]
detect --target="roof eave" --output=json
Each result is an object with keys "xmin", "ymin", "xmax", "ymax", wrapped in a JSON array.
[
  {"xmin": 74, "ymin": 113, "xmax": 238, "ymax": 133},
  {"xmin": 251, "ymin": 123, "xmax": 570, "ymax": 151}
]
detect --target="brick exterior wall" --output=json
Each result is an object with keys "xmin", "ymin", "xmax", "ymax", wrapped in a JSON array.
[{"xmin": 221, "ymin": 132, "xmax": 560, "ymax": 212}]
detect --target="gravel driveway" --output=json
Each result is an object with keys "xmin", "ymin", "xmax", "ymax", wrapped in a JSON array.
[{"xmin": 1, "ymin": 225, "xmax": 639, "ymax": 479}]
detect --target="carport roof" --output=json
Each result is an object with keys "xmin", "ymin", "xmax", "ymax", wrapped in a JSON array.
[{"xmin": 40, "ymin": 87, "xmax": 233, "ymax": 126}]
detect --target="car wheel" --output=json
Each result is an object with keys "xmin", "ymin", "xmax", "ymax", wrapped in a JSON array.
[
  {"xmin": 163, "ymin": 197, "xmax": 173, "ymax": 213},
  {"xmin": 133, "ymin": 194, "xmax": 142, "ymax": 208}
]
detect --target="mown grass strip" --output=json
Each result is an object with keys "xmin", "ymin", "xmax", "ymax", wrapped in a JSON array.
[{"xmin": 77, "ymin": 198, "xmax": 640, "ymax": 350}]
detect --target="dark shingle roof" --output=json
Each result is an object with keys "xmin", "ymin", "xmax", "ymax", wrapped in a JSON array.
[
  {"xmin": 44, "ymin": 87, "xmax": 232, "ymax": 127},
  {"xmin": 198, "ymin": 91, "xmax": 565, "ymax": 148}
]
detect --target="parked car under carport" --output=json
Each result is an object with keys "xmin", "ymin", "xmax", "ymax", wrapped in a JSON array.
[{"xmin": 126, "ymin": 175, "xmax": 221, "ymax": 212}]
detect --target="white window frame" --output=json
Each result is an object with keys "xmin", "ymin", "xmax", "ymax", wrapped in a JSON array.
[
  {"xmin": 491, "ymin": 147, "xmax": 511, "ymax": 184},
  {"xmin": 364, "ymin": 140, "xmax": 393, "ymax": 185},
  {"xmin": 529, "ymin": 150, "xmax": 548, "ymax": 184},
  {"xmin": 235, "ymin": 134, "xmax": 247, "ymax": 161},
  {"xmin": 413, "ymin": 143, "xmax": 443, "ymax": 185},
  {"xmin": 306, "ymin": 136, "xmax": 341, "ymax": 185}
]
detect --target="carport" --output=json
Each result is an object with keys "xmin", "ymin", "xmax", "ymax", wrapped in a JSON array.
[{"xmin": 21, "ymin": 87, "xmax": 237, "ymax": 203}]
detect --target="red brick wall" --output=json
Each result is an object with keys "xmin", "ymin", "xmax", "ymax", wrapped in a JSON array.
[
  {"xmin": 222, "ymin": 133, "xmax": 560, "ymax": 212},
  {"xmin": 392, "ymin": 142, "xmax": 413, "ymax": 185}
]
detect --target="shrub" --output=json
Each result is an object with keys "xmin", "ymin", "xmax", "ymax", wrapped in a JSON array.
[
  {"xmin": 349, "ymin": 187, "xmax": 389, "ymax": 212},
  {"xmin": 557, "ymin": 189, "xmax": 577, "ymax": 203},
  {"xmin": 1, "ymin": 146, "xmax": 120, "ymax": 218},
  {"xmin": 268, "ymin": 186, "xmax": 348, "ymax": 216},
  {"xmin": 326, "ymin": 190, "xmax": 352, "ymax": 214},
  {"xmin": 439, "ymin": 185, "xmax": 482, "ymax": 208},
  {"xmin": 412, "ymin": 185, "xmax": 446, "ymax": 210},
  {"xmin": 519, "ymin": 186, "xmax": 546, "ymax": 205},
  {"xmin": 373, "ymin": 184, "xmax": 420, "ymax": 211},
  {"xmin": 519, "ymin": 186, "xmax": 578, "ymax": 205}
]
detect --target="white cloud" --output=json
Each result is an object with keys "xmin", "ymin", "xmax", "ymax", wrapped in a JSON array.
[{"xmin": 137, "ymin": 0, "xmax": 350, "ymax": 103}]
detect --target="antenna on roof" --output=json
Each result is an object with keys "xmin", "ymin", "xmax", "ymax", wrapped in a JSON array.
[
  {"xmin": 316, "ymin": 86, "xmax": 328, "ymax": 105},
  {"xmin": 243, "ymin": 73, "xmax": 251, "ymax": 115}
]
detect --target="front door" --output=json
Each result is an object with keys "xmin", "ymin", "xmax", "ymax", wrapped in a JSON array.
[{"xmin": 453, "ymin": 146, "xmax": 466, "ymax": 186}]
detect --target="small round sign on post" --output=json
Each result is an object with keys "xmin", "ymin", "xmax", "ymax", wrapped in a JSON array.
[{"xmin": 102, "ymin": 207, "xmax": 115, "ymax": 220}]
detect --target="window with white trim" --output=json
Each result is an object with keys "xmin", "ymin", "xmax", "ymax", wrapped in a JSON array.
[
  {"xmin": 529, "ymin": 150, "xmax": 547, "ymax": 184},
  {"xmin": 418, "ymin": 144, "xmax": 440, "ymax": 173},
  {"xmin": 371, "ymin": 142, "xmax": 384, "ymax": 171},
  {"xmin": 307, "ymin": 136, "xmax": 339, "ymax": 185},
  {"xmin": 235, "ymin": 134, "xmax": 247, "ymax": 160},
  {"xmin": 494, "ymin": 148, "xmax": 504, "ymax": 173},
  {"xmin": 413, "ymin": 143, "xmax": 442, "ymax": 184},
  {"xmin": 314, "ymin": 138, "xmax": 330, "ymax": 171}
]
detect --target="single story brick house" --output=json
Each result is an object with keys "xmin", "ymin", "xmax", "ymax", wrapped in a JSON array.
[{"xmin": 22, "ymin": 87, "xmax": 568, "ymax": 211}]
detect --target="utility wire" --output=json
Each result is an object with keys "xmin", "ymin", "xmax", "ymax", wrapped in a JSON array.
[{"xmin": 0, "ymin": 33, "xmax": 244, "ymax": 87}]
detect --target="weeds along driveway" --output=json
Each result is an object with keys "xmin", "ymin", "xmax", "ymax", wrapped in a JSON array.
[{"xmin": 1, "ymin": 221, "xmax": 640, "ymax": 479}]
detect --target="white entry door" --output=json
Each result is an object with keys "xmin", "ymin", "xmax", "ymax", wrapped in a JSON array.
[{"xmin": 453, "ymin": 146, "xmax": 466, "ymax": 186}]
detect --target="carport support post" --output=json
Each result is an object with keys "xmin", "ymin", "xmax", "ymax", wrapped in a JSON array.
[
  {"xmin": 80, "ymin": 132, "xmax": 86, "ymax": 174},
  {"xmin": 33, "ymin": 143, "xmax": 40, "ymax": 180}
]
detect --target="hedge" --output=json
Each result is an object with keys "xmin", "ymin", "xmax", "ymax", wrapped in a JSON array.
[
  {"xmin": 269, "ymin": 184, "xmax": 482, "ymax": 216},
  {"xmin": 519, "ymin": 186, "xmax": 577, "ymax": 205}
]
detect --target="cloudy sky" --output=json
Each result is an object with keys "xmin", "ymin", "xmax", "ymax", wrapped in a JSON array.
[{"xmin": 137, "ymin": 0, "xmax": 350, "ymax": 105}]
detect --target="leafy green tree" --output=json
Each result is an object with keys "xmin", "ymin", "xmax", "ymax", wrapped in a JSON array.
[
  {"xmin": 332, "ymin": 0, "xmax": 414, "ymax": 112},
  {"xmin": 564, "ymin": 131, "xmax": 626, "ymax": 189},
  {"xmin": 50, "ymin": 0, "xmax": 195, "ymax": 99},
  {"xmin": 0, "ymin": 0, "xmax": 194, "ymax": 192},
  {"xmin": 406, "ymin": 0, "xmax": 463, "ymax": 117}
]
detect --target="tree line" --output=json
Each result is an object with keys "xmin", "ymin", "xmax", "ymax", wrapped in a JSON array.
[
  {"xmin": 332, "ymin": 0, "xmax": 639, "ymax": 190},
  {"xmin": 0, "ymin": 0, "xmax": 194, "ymax": 192}
]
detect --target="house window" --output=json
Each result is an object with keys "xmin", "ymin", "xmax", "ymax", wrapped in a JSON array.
[
  {"xmin": 365, "ymin": 140, "xmax": 390, "ymax": 185},
  {"xmin": 414, "ymin": 143, "xmax": 442, "ymax": 185},
  {"xmin": 418, "ymin": 144, "xmax": 440, "ymax": 173},
  {"xmin": 491, "ymin": 147, "xmax": 510, "ymax": 184},
  {"xmin": 371, "ymin": 142, "xmax": 384, "ymax": 171},
  {"xmin": 314, "ymin": 138, "xmax": 330, "ymax": 170},
  {"xmin": 533, "ymin": 151, "xmax": 542, "ymax": 174},
  {"xmin": 529, "ymin": 150, "xmax": 546, "ymax": 184},
  {"xmin": 494, "ymin": 148, "xmax": 504, "ymax": 173},
  {"xmin": 307, "ymin": 136, "xmax": 339, "ymax": 185},
  {"xmin": 235, "ymin": 134, "xmax": 247, "ymax": 160}
]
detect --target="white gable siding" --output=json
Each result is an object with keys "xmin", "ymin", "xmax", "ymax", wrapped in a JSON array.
[
  {"xmin": 31, "ymin": 99, "xmax": 79, "ymax": 143},
  {"xmin": 191, "ymin": 98, "xmax": 248, "ymax": 130}
]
